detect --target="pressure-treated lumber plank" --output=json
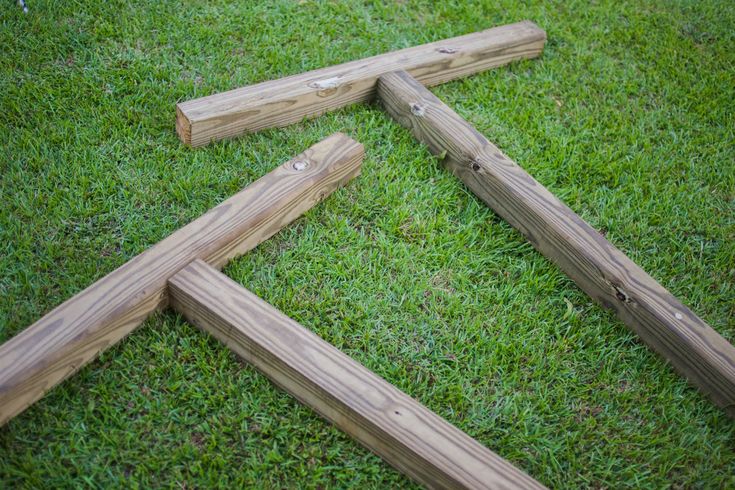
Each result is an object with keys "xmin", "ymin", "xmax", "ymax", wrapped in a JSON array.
[
  {"xmin": 176, "ymin": 21, "xmax": 546, "ymax": 147},
  {"xmin": 377, "ymin": 70, "xmax": 735, "ymax": 416},
  {"xmin": 168, "ymin": 259, "xmax": 545, "ymax": 490},
  {"xmin": 0, "ymin": 133, "xmax": 363, "ymax": 426}
]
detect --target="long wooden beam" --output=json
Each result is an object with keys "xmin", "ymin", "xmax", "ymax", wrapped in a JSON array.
[
  {"xmin": 169, "ymin": 259, "xmax": 545, "ymax": 489},
  {"xmin": 176, "ymin": 21, "xmax": 546, "ymax": 147},
  {"xmin": 377, "ymin": 70, "xmax": 735, "ymax": 416},
  {"xmin": 0, "ymin": 133, "xmax": 364, "ymax": 426}
]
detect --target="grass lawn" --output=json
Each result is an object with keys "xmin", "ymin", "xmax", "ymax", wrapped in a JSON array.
[{"xmin": 1, "ymin": 0, "xmax": 734, "ymax": 487}]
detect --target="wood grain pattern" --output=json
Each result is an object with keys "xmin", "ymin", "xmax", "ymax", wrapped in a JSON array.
[
  {"xmin": 0, "ymin": 133, "xmax": 364, "ymax": 426},
  {"xmin": 377, "ymin": 70, "xmax": 735, "ymax": 416},
  {"xmin": 169, "ymin": 259, "xmax": 545, "ymax": 489},
  {"xmin": 176, "ymin": 21, "xmax": 546, "ymax": 147}
]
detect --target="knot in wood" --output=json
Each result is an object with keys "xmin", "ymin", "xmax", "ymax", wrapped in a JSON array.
[
  {"xmin": 292, "ymin": 160, "xmax": 310, "ymax": 171},
  {"xmin": 436, "ymin": 47, "xmax": 458, "ymax": 54},
  {"xmin": 410, "ymin": 102, "xmax": 426, "ymax": 117}
]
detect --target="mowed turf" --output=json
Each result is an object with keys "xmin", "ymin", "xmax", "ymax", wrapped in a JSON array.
[{"xmin": 1, "ymin": 0, "xmax": 733, "ymax": 487}]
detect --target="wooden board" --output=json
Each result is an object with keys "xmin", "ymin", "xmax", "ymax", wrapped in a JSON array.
[
  {"xmin": 169, "ymin": 259, "xmax": 545, "ymax": 489},
  {"xmin": 0, "ymin": 133, "xmax": 364, "ymax": 426},
  {"xmin": 377, "ymin": 70, "xmax": 735, "ymax": 416},
  {"xmin": 176, "ymin": 21, "xmax": 546, "ymax": 147}
]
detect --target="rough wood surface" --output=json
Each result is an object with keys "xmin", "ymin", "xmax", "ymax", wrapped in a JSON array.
[
  {"xmin": 169, "ymin": 259, "xmax": 545, "ymax": 489},
  {"xmin": 176, "ymin": 21, "xmax": 546, "ymax": 147},
  {"xmin": 377, "ymin": 70, "xmax": 735, "ymax": 416},
  {"xmin": 0, "ymin": 133, "xmax": 364, "ymax": 426}
]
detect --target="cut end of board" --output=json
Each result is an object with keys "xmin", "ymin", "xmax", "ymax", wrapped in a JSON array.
[
  {"xmin": 520, "ymin": 19, "xmax": 547, "ymax": 42},
  {"xmin": 176, "ymin": 104, "xmax": 192, "ymax": 146}
]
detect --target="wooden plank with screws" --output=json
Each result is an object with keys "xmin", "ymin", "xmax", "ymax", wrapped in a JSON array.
[
  {"xmin": 0, "ymin": 133, "xmax": 364, "ymax": 426},
  {"xmin": 377, "ymin": 70, "xmax": 735, "ymax": 416},
  {"xmin": 176, "ymin": 21, "xmax": 546, "ymax": 147},
  {"xmin": 169, "ymin": 259, "xmax": 545, "ymax": 490}
]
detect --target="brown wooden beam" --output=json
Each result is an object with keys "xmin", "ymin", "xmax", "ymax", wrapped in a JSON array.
[
  {"xmin": 0, "ymin": 133, "xmax": 364, "ymax": 426},
  {"xmin": 176, "ymin": 21, "xmax": 546, "ymax": 147},
  {"xmin": 377, "ymin": 70, "xmax": 735, "ymax": 417},
  {"xmin": 169, "ymin": 259, "xmax": 545, "ymax": 490}
]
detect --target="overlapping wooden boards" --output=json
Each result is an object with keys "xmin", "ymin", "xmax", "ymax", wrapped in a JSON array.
[
  {"xmin": 377, "ymin": 70, "xmax": 735, "ymax": 416},
  {"xmin": 176, "ymin": 21, "xmax": 546, "ymax": 147},
  {"xmin": 169, "ymin": 259, "xmax": 545, "ymax": 490},
  {"xmin": 0, "ymin": 133, "xmax": 364, "ymax": 426}
]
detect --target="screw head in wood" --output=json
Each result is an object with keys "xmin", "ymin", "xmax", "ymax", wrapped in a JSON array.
[{"xmin": 292, "ymin": 160, "xmax": 310, "ymax": 171}]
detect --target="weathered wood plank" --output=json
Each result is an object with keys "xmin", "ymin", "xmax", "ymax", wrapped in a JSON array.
[
  {"xmin": 0, "ymin": 133, "xmax": 364, "ymax": 426},
  {"xmin": 377, "ymin": 70, "xmax": 735, "ymax": 416},
  {"xmin": 168, "ymin": 259, "xmax": 545, "ymax": 489},
  {"xmin": 176, "ymin": 21, "xmax": 546, "ymax": 147}
]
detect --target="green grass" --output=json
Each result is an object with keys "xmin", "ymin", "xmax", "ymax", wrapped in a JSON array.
[{"xmin": 1, "ymin": 0, "xmax": 734, "ymax": 487}]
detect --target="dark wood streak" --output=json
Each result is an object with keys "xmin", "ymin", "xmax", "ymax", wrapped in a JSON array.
[
  {"xmin": 176, "ymin": 21, "xmax": 546, "ymax": 147},
  {"xmin": 0, "ymin": 133, "xmax": 364, "ymax": 426},
  {"xmin": 377, "ymin": 70, "xmax": 735, "ymax": 417},
  {"xmin": 169, "ymin": 259, "xmax": 546, "ymax": 490}
]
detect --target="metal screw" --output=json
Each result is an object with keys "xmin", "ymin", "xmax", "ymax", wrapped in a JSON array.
[{"xmin": 292, "ymin": 160, "xmax": 309, "ymax": 171}]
